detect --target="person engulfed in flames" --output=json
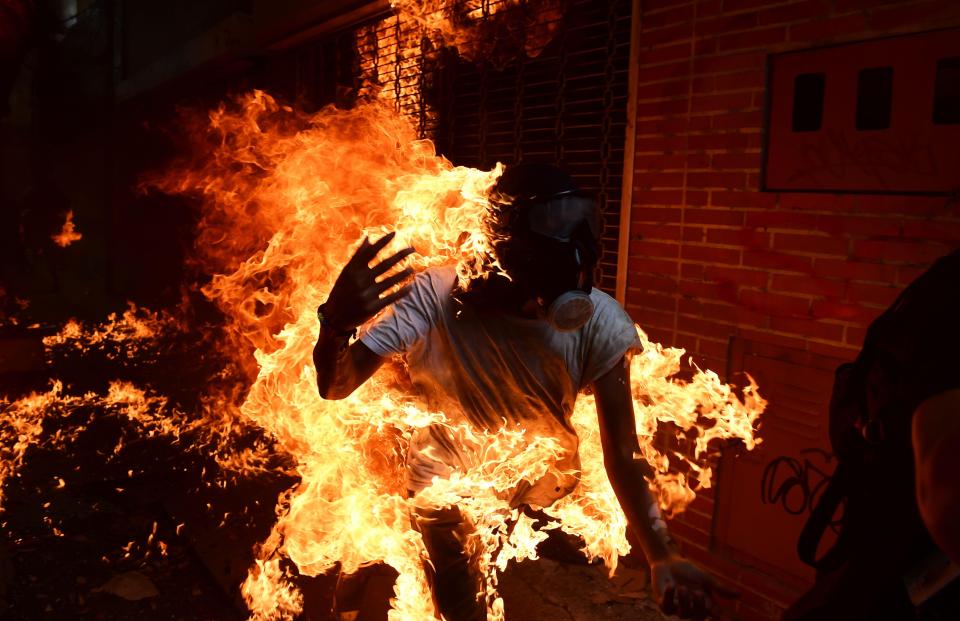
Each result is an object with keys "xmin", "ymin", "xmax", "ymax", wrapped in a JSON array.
[{"xmin": 314, "ymin": 163, "xmax": 736, "ymax": 620}]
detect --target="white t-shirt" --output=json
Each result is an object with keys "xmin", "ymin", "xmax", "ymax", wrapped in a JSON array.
[{"xmin": 361, "ymin": 265, "xmax": 640, "ymax": 506}]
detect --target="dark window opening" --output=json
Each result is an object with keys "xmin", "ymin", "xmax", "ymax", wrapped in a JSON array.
[
  {"xmin": 791, "ymin": 72, "xmax": 825, "ymax": 132},
  {"xmin": 933, "ymin": 56, "xmax": 960, "ymax": 124},
  {"xmin": 856, "ymin": 66, "xmax": 893, "ymax": 130}
]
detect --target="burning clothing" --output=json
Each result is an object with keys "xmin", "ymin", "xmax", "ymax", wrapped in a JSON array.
[{"xmin": 360, "ymin": 265, "xmax": 640, "ymax": 507}]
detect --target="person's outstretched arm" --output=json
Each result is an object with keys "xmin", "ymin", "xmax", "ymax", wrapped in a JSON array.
[
  {"xmin": 314, "ymin": 232, "xmax": 414, "ymax": 399},
  {"xmin": 593, "ymin": 356, "xmax": 737, "ymax": 620}
]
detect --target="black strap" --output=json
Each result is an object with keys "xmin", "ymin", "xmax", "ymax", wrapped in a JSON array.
[{"xmin": 798, "ymin": 460, "xmax": 849, "ymax": 571}]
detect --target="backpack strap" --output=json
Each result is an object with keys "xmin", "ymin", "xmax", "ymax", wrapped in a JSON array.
[{"xmin": 797, "ymin": 459, "xmax": 849, "ymax": 571}]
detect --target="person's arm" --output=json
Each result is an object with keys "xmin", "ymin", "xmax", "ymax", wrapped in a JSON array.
[
  {"xmin": 593, "ymin": 356, "xmax": 736, "ymax": 620},
  {"xmin": 314, "ymin": 232, "xmax": 414, "ymax": 400},
  {"xmin": 912, "ymin": 387, "xmax": 960, "ymax": 566}
]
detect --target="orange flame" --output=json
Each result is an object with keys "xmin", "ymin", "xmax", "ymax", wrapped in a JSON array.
[
  {"xmin": 51, "ymin": 210, "xmax": 82, "ymax": 247},
  {"xmin": 144, "ymin": 90, "xmax": 766, "ymax": 620},
  {"xmin": 0, "ymin": 88, "xmax": 766, "ymax": 620},
  {"xmin": 389, "ymin": 0, "xmax": 562, "ymax": 64}
]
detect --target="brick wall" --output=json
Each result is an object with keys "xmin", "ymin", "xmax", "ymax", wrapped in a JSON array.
[{"xmin": 624, "ymin": 1, "xmax": 960, "ymax": 619}]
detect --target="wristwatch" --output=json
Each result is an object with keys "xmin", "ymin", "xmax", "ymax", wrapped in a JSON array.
[{"xmin": 316, "ymin": 303, "xmax": 356, "ymax": 339}]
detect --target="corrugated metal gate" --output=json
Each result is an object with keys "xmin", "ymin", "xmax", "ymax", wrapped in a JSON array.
[{"xmin": 276, "ymin": 0, "xmax": 632, "ymax": 294}]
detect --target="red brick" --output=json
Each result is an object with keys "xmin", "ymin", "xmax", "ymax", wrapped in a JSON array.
[
  {"xmin": 867, "ymin": 0, "xmax": 960, "ymax": 32},
  {"xmin": 679, "ymin": 278, "xmax": 725, "ymax": 298},
  {"xmin": 686, "ymin": 132, "xmax": 753, "ymax": 150},
  {"xmin": 833, "ymin": 0, "xmax": 901, "ymax": 11},
  {"xmin": 634, "ymin": 223, "xmax": 684, "ymax": 241},
  {"xmin": 808, "ymin": 340, "xmax": 860, "ymax": 359},
  {"xmin": 676, "ymin": 316, "xmax": 738, "ymax": 340},
  {"xmin": 629, "ymin": 272, "xmax": 679, "ymax": 293},
  {"xmin": 901, "ymin": 219, "xmax": 960, "ymax": 243},
  {"xmin": 896, "ymin": 265, "xmax": 929, "ymax": 287},
  {"xmin": 633, "ymin": 153, "xmax": 688, "ymax": 171},
  {"xmin": 631, "ymin": 307, "xmax": 677, "ymax": 332},
  {"xmin": 687, "ymin": 115, "xmax": 713, "ymax": 131},
  {"xmin": 712, "ymin": 190, "xmax": 777, "ymax": 208},
  {"xmin": 771, "ymin": 273, "xmax": 845, "ymax": 298},
  {"xmin": 853, "ymin": 239, "xmax": 949, "ymax": 264},
  {"xmin": 745, "ymin": 210, "xmax": 817, "ymax": 229},
  {"xmin": 774, "ymin": 233, "xmax": 849, "ymax": 257},
  {"xmin": 630, "ymin": 239, "xmax": 681, "ymax": 258},
  {"xmin": 632, "ymin": 206, "xmax": 683, "ymax": 223},
  {"xmin": 757, "ymin": 0, "xmax": 832, "ymax": 26},
  {"xmin": 686, "ymin": 190, "xmax": 710, "ymax": 206},
  {"xmin": 636, "ymin": 98, "xmax": 691, "ymax": 118},
  {"xmin": 634, "ymin": 189, "xmax": 685, "ymax": 205},
  {"xmin": 739, "ymin": 326, "xmax": 805, "ymax": 352},
  {"xmin": 644, "ymin": 0, "xmax": 693, "ymax": 12},
  {"xmin": 634, "ymin": 135, "xmax": 689, "ymax": 153},
  {"xmin": 635, "ymin": 116, "xmax": 689, "ymax": 135},
  {"xmin": 811, "ymin": 300, "xmax": 869, "ymax": 321},
  {"xmin": 780, "ymin": 193, "xmax": 859, "ymax": 211},
  {"xmin": 711, "ymin": 152, "xmax": 762, "ymax": 170},
  {"xmin": 714, "ymin": 69, "xmax": 766, "ymax": 91},
  {"xmin": 681, "ymin": 263, "xmax": 705, "ymax": 279},
  {"xmin": 694, "ymin": 37, "xmax": 719, "ymax": 56},
  {"xmin": 713, "ymin": 109, "xmax": 765, "ymax": 130},
  {"xmin": 638, "ymin": 43, "xmax": 693, "ymax": 67},
  {"xmin": 704, "ymin": 265, "xmax": 769, "ymax": 288},
  {"xmin": 770, "ymin": 316, "xmax": 845, "ymax": 342},
  {"xmin": 740, "ymin": 290, "xmax": 811, "ymax": 318},
  {"xmin": 742, "ymin": 249, "xmax": 813, "ymax": 273},
  {"xmin": 686, "ymin": 153, "xmax": 712, "ymax": 168},
  {"xmin": 692, "ymin": 52, "xmax": 765, "ymax": 74},
  {"xmin": 702, "ymin": 300, "xmax": 770, "ymax": 326},
  {"xmin": 706, "ymin": 227, "xmax": 770, "ymax": 248},
  {"xmin": 845, "ymin": 325, "xmax": 868, "ymax": 348},
  {"xmin": 847, "ymin": 282, "xmax": 903, "ymax": 308},
  {"xmin": 687, "ymin": 172, "xmax": 748, "ymax": 189},
  {"xmin": 817, "ymin": 215, "xmax": 902, "ymax": 237},
  {"xmin": 627, "ymin": 290, "xmax": 679, "ymax": 313},
  {"xmin": 690, "ymin": 91, "xmax": 755, "ymax": 114},
  {"xmin": 812, "ymin": 258, "xmax": 896, "ymax": 283},
  {"xmin": 697, "ymin": 337, "xmax": 730, "ymax": 360},
  {"xmin": 684, "ymin": 208, "xmax": 745, "ymax": 225},
  {"xmin": 691, "ymin": 74, "xmax": 716, "ymax": 93},
  {"xmin": 628, "ymin": 257, "xmax": 678, "ymax": 275},
  {"xmin": 635, "ymin": 78, "xmax": 692, "ymax": 99},
  {"xmin": 682, "ymin": 244, "xmax": 742, "ymax": 264},
  {"xmin": 697, "ymin": 12, "xmax": 760, "ymax": 37},
  {"xmin": 684, "ymin": 226, "xmax": 706, "ymax": 242},
  {"xmin": 789, "ymin": 14, "xmax": 868, "ymax": 43},
  {"xmin": 857, "ymin": 194, "xmax": 948, "ymax": 217},
  {"xmin": 643, "ymin": 3, "xmax": 697, "ymax": 29},
  {"xmin": 634, "ymin": 171, "xmax": 687, "ymax": 188},
  {"xmin": 697, "ymin": 0, "xmax": 723, "ymax": 16},
  {"xmin": 636, "ymin": 61, "xmax": 692, "ymax": 84},
  {"xmin": 643, "ymin": 22, "xmax": 695, "ymax": 47},
  {"xmin": 716, "ymin": 26, "xmax": 787, "ymax": 52}
]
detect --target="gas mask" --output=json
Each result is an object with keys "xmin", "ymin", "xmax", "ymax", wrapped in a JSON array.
[{"xmin": 498, "ymin": 190, "xmax": 601, "ymax": 332}]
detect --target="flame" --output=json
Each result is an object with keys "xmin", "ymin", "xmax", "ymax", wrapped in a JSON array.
[
  {"xmin": 0, "ymin": 87, "xmax": 766, "ymax": 620},
  {"xmin": 143, "ymin": 90, "xmax": 766, "ymax": 620},
  {"xmin": 51, "ymin": 210, "xmax": 82, "ymax": 247},
  {"xmin": 389, "ymin": 0, "xmax": 562, "ymax": 64}
]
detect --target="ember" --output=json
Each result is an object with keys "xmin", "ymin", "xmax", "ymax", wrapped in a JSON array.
[{"xmin": 51, "ymin": 210, "xmax": 82, "ymax": 248}]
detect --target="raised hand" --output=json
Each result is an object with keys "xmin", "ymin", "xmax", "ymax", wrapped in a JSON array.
[{"xmin": 322, "ymin": 232, "xmax": 416, "ymax": 332}]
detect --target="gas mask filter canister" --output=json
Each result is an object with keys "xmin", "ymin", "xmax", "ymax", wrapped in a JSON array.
[{"xmin": 545, "ymin": 289, "xmax": 594, "ymax": 332}]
